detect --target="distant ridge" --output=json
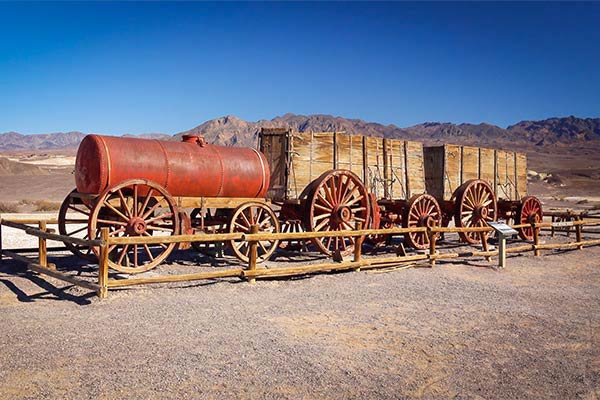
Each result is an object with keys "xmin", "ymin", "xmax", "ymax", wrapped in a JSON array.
[{"xmin": 2, "ymin": 114, "xmax": 599, "ymax": 151}]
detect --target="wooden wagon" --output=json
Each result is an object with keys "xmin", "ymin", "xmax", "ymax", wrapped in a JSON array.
[
  {"xmin": 259, "ymin": 128, "xmax": 438, "ymax": 252},
  {"xmin": 423, "ymin": 144, "xmax": 542, "ymax": 242}
]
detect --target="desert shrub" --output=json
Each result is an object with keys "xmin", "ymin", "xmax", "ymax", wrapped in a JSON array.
[
  {"xmin": 33, "ymin": 200, "xmax": 61, "ymax": 212},
  {"xmin": 0, "ymin": 202, "xmax": 19, "ymax": 213}
]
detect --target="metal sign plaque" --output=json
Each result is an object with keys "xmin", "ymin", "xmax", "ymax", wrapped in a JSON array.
[{"xmin": 487, "ymin": 221, "xmax": 519, "ymax": 236}]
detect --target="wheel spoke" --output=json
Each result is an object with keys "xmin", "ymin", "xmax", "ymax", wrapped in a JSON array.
[
  {"xmin": 141, "ymin": 199, "xmax": 162, "ymax": 220},
  {"xmin": 117, "ymin": 244, "xmax": 130, "ymax": 265},
  {"xmin": 68, "ymin": 204, "xmax": 90, "ymax": 215},
  {"xmin": 146, "ymin": 224, "xmax": 175, "ymax": 232},
  {"xmin": 146, "ymin": 213, "xmax": 173, "ymax": 224},
  {"xmin": 117, "ymin": 189, "xmax": 132, "ymax": 218},
  {"xmin": 104, "ymin": 201, "xmax": 130, "ymax": 222},
  {"xmin": 68, "ymin": 225, "xmax": 87, "ymax": 236},
  {"xmin": 143, "ymin": 244, "xmax": 154, "ymax": 260}
]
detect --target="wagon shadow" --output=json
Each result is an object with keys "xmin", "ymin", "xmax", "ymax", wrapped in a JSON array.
[{"xmin": 0, "ymin": 256, "xmax": 97, "ymax": 305}]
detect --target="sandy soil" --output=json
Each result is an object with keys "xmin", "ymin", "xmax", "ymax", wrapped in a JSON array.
[{"xmin": 0, "ymin": 231, "xmax": 599, "ymax": 399}]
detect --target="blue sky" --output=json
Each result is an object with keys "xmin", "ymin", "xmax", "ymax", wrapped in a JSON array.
[{"xmin": 0, "ymin": 2, "xmax": 598, "ymax": 135}]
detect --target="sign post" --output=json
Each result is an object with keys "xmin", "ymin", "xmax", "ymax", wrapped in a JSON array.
[{"xmin": 487, "ymin": 221, "xmax": 519, "ymax": 269}]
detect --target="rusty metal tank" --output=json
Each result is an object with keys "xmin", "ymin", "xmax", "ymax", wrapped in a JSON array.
[{"xmin": 75, "ymin": 134, "xmax": 270, "ymax": 198}]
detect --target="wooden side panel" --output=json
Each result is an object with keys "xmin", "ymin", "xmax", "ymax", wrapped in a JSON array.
[
  {"xmin": 386, "ymin": 138, "xmax": 407, "ymax": 199},
  {"xmin": 444, "ymin": 144, "xmax": 461, "ymax": 199},
  {"xmin": 516, "ymin": 152, "xmax": 528, "ymax": 198},
  {"xmin": 461, "ymin": 146, "xmax": 480, "ymax": 182},
  {"xmin": 506, "ymin": 152, "xmax": 516, "ymax": 200},
  {"xmin": 289, "ymin": 132, "xmax": 313, "ymax": 198},
  {"xmin": 405, "ymin": 141, "xmax": 426, "ymax": 196},
  {"xmin": 423, "ymin": 146, "xmax": 445, "ymax": 199},
  {"xmin": 495, "ymin": 150, "xmax": 514, "ymax": 200},
  {"xmin": 364, "ymin": 136, "xmax": 386, "ymax": 199},
  {"xmin": 289, "ymin": 132, "xmax": 336, "ymax": 198},
  {"xmin": 479, "ymin": 147, "xmax": 496, "ymax": 189},
  {"xmin": 259, "ymin": 133, "xmax": 288, "ymax": 201},
  {"xmin": 336, "ymin": 133, "xmax": 364, "ymax": 179}
]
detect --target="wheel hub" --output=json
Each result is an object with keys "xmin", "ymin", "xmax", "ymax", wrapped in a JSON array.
[
  {"xmin": 528, "ymin": 213, "xmax": 541, "ymax": 224},
  {"xmin": 474, "ymin": 206, "xmax": 488, "ymax": 221},
  {"xmin": 126, "ymin": 217, "xmax": 147, "ymax": 235},
  {"xmin": 333, "ymin": 206, "xmax": 352, "ymax": 224}
]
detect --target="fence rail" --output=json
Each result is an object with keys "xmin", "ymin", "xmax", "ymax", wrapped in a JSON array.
[{"xmin": 1, "ymin": 216, "xmax": 599, "ymax": 299}]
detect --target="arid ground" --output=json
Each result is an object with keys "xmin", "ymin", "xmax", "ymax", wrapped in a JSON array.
[{"xmin": 0, "ymin": 148, "xmax": 599, "ymax": 399}]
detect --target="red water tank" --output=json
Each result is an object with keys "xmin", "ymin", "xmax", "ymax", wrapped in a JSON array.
[{"xmin": 75, "ymin": 134, "xmax": 270, "ymax": 198}]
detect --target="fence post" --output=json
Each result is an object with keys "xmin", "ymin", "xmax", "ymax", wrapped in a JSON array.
[
  {"xmin": 97, "ymin": 227, "xmax": 109, "ymax": 299},
  {"xmin": 550, "ymin": 216, "xmax": 556, "ymax": 237},
  {"xmin": 576, "ymin": 217, "xmax": 583, "ymax": 250},
  {"xmin": 428, "ymin": 229, "xmax": 436, "ymax": 267},
  {"xmin": 353, "ymin": 221, "xmax": 363, "ymax": 270},
  {"xmin": 247, "ymin": 224, "xmax": 259, "ymax": 284},
  {"xmin": 479, "ymin": 231, "xmax": 491, "ymax": 262},
  {"xmin": 0, "ymin": 221, "xmax": 3, "ymax": 265},
  {"xmin": 38, "ymin": 220, "xmax": 48, "ymax": 268},
  {"xmin": 533, "ymin": 222, "xmax": 540, "ymax": 256}
]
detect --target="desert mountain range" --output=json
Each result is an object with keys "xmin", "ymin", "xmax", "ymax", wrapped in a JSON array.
[{"xmin": 1, "ymin": 114, "xmax": 598, "ymax": 152}]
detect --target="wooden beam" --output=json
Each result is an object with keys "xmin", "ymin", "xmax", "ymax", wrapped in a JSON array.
[
  {"xmin": 98, "ymin": 228, "xmax": 109, "ymax": 299},
  {"xmin": 107, "ymin": 268, "xmax": 244, "ymax": 287},
  {"xmin": 247, "ymin": 224, "xmax": 259, "ymax": 283},
  {"xmin": 107, "ymin": 232, "xmax": 243, "ymax": 245}
]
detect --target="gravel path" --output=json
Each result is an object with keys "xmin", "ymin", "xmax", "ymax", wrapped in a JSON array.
[{"xmin": 1, "ymin": 232, "xmax": 599, "ymax": 399}]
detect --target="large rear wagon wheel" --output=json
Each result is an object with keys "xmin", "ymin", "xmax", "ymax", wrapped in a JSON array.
[
  {"xmin": 453, "ymin": 179, "xmax": 497, "ymax": 244},
  {"xmin": 305, "ymin": 170, "xmax": 370, "ymax": 256},
  {"xmin": 227, "ymin": 202, "xmax": 280, "ymax": 263},
  {"xmin": 403, "ymin": 194, "xmax": 441, "ymax": 250},
  {"xmin": 58, "ymin": 189, "xmax": 97, "ymax": 261},
  {"xmin": 516, "ymin": 196, "xmax": 543, "ymax": 241},
  {"xmin": 89, "ymin": 179, "xmax": 179, "ymax": 274}
]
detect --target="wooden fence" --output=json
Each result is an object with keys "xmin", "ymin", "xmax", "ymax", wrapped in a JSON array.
[{"xmin": 1, "ymin": 216, "xmax": 599, "ymax": 299}]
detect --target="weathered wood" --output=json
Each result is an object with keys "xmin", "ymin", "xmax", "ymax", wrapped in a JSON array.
[
  {"xmin": 431, "ymin": 226, "xmax": 493, "ymax": 233},
  {"xmin": 107, "ymin": 232, "xmax": 243, "ymax": 245},
  {"xmin": 107, "ymin": 268, "xmax": 244, "ymax": 287},
  {"xmin": 533, "ymin": 223, "xmax": 540, "ymax": 256},
  {"xmin": 353, "ymin": 221, "xmax": 364, "ymax": 269},
  {"xmin": 1, "ymin": 217, "xmax": 60, "ymax": 225},
  {"xmin": 534, "ymin": 239, "xmax": 600, "ymax": 250},
  {"xmin": 243, "ymin": 226, "xmax": 427, "ymax": 242},
  {"xmin": 247, "ymin": 224, "xmax": 259, "ymax": 283},
  {"xmin": 429, "ymin": 230, "xmax": 437, "ymax": 267},
  {"xmin": 576, "ymin": 217, "xmax": 583, "ymax": 250},
  {"xmin": 38, "ymin": 221, "xmax": 48, "ymax": 268},
  {"xmin": 242, "ymin": 254, "xmax": 429, "ymax": 279},
  {"xmin": 28, "ymin": 263, "xmax": 101, "ymax": 291},
  {"xmin": 98, "ymin": 228, "xmax": 109, "ymax": 299},
  {"xmin": 1, "ymin": 220, "xmax": 103, "ymax": 247},
  {"xmin": 423, "ymin": 145, "xmax": 526, "ymax": 201}
]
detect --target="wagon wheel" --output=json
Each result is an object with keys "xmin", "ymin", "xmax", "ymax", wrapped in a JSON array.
[
  {"xmin": 453, "ymin": 179, "xmax": 497, "ymax": 244},
  {"xmin": 227, "ymin": 202, "xmax": 280, "ymax": 263},
  {"xmin": 278, "ymin": 219, "xmax": 306, "ymax": 251},
  {"xmin": 516, "ymin": 196, "xmax": 543, "ymax": 241},
  {"xmin": 58, "ymin": 189, "xmax": 97, "ymax": 261},
  {"xmin": 190, "ymin": 208, "xmax": 228, "ymax": 256},
  {"xmin": 305, "ymin": 170, "xmax": 370, "ymax": 256},
  {"xmin": 403, "ymin": 194, "xmax": 442, "ymax": 250},
  {"xmin": 89, "ymin": 179, "xmax": 180, "ymax": 274}
]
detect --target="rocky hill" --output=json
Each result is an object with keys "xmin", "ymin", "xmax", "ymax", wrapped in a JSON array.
[
  {"xmin": 0, "ymin": 131, "xmax": 86, "ymax": 151},
  {"xmin": 507, "ymin": 116, "xmax": 600, "ymax": 146},
  {"xmin": 2, "ymin": 115, "xmax": 599, "ymax": 151}
]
